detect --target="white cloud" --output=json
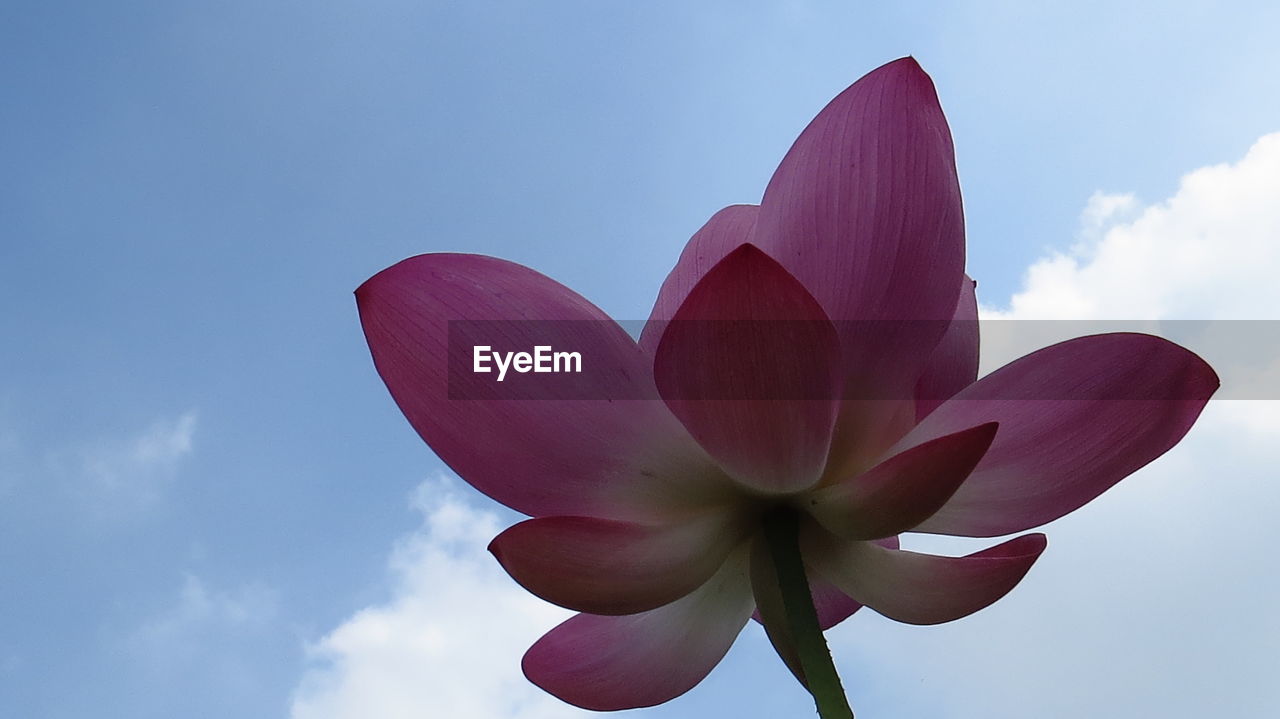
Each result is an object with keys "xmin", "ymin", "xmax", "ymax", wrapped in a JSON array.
[
  {"xmin": 987, "ymin": 132, "xmax": 1280, "ymax": 323},
  {"xmin": 837, "ymin": 132, "xmax": 1280, "ymax": 717},
  {"xmin": 290, "ymin": 479, "xmax": 590, "ymax": 719},
  {"xmin": 71, "ymin": 410, "xmax": 198, "ymax": 513},
  {"xmin": 1073, "ymin": 190, "xmax": 1138, "ymax": 256}
]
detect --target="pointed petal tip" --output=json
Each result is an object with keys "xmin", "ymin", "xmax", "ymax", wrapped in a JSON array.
[
  {"xmin": 967, "ymin": 420, "xmax": 1000, "ymax": 446},
  {"xmin": 654, "ymin": 239, "xmax": 841, "ymax": 493},
  {"xmin": 354, "ymin": 253, "xmax": 449, "ymax": 309},
  {"xmin": 353, "ymin": 268, "xmax": 382, "ymax": 305},
  {"xmin": 996, "ymin": 531, "xmax": 1048, "ymax": 558},
  {"xmin": 713, "ymin": 241, "xmax": 786, "ymax": 272},
  {"xmin": 875, "ymin": 55, "xmax": 934, "ymax": 84},
  {"xmin": 354, "ymin": 269, "xmax": 393, "ymax": 303},
  {"xmin": 639, "ymin": 204, "xmax": 761, "ymax": 355},
  {"xmin": 837, "ymin": 56, "xmax": 939, "ymax": 103},
  {"xmin": 521, "ymin": 649, "xmax": 617, "ymax": 712},
  {"xmin": 810, "ymin": 421, "xmax": 1000, "ymax": 541}
]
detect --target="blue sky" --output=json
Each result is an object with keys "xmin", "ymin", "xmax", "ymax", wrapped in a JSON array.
[{"xmin": 4, "ymin": 2, "xmax": 1280, "ymax": 717}]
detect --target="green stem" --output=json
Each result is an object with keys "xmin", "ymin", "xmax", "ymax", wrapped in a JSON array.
[{"xmin": 762, "ymin": 508, "xmax": 855, "ymax": 719}]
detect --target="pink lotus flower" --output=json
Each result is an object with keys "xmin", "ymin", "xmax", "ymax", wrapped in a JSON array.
[{"xmin": 356, "ymin": 58, "xmax": 1217, "ymax": 714}]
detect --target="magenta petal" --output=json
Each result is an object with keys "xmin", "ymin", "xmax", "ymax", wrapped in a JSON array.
[
  {"xmin": 522, "ymin": 553, "xmax": 753, "ymax": 711},
  {"xmin": 915, "ymin": 275, "xmax": 979, "ymax": 421},
  {"xmin": 640, "ymin": 204, "xmax": 760, "ymax": 355},
  {"xmin": 356, "ymin": 253, "xmax": 718, "ymax": 520},
  {"xmin": 809, "ymin": 574, "xmax": 872, "ymax": 630},
  {"xmin": 653, "ymin": 244, "xmax": 842, "ymax": 493},
  {"xmin": 753, "ymin": 58, "xmax": 965, "ymax": 406},
  {"xmin": 808, "ymin": 532, "xmax": 1047, "ymax": 625},
  {"xmin": 488, "ymin": 512, "xmax": 743, "ymax": 615},
  {"xmin": 810, "ymin": 534, "xmax": 899, "ymax": 629},
  {"xmin": 902, "ymin": 333, "xmax": 1219, "ymax": 537},
  {"xmin": 808, "ymin": 423, "xmax": 998, "ymax": 540}
]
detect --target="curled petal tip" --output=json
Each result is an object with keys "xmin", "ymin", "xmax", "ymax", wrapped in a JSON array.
[
  {"xmin": 1198, "ymin": 352, "xmax": 1222, "ymax": 394},
  {"xmin": 998, "ymin": 532, "xmax": 1049, "ymax": 557},
  {"xmin": 808, "ymin": 532, "xmax": 1048, "ymax": 626}
]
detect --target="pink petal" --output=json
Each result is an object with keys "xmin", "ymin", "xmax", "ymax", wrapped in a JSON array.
[
  {"xmin": 523, "ymin": 551, "xmax": 753, "ymax": 711},
  {"xmin": 639, "ymin": 204, "xmax": 760, "ymax": 355},
  {"xmin": 356, "ymin": 253, "xmax": 723, "ymax": 520},
  {"xmin": 653, "ymin": 244, "xmax": 842, "ymax": 494},
  {"xmin": 753, "ymin": 57, "xmax": 966, "ymax": 415},
  {"xmin": 807, "ymin": 531, "xmax": 1047, "ymax": 625},
  {"xmin": 812, "ymin": 534, "xmax": 899, "ymax": 630},
  {"xmin": 488, "ymin": 511, "xmax": 744, "ymax": 615},
  {"xmin": 808, "ymin": 422, "xmax": 998, "ymax": 540},
  {"xmin": 809, "ymin": 574, "xmax": 872, "ymax": 630},
  {"xmin": 915, "ymin": 275, "xmax": 979, "ymax": 421},
  {"xmin": 901, "ymin": 333, "xmax": 1219, "ymax": 537}
]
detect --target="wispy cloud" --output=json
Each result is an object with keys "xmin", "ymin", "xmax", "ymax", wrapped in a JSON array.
[
  {"xmin": 121, "ymin": 571, "xmax": 281, "ymax": 708},
  {"xmin": 70, "ymin": 410, "xmax": 198, "ymax": 514},
  {"xmin": 132, "ymin": 573, "xmax": 278, "ymax": 655}
]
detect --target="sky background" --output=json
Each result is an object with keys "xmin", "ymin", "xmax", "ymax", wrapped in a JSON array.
[{"xmin": 4, "ymin": 1, "xmax": 1280, "ymax": 717}]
